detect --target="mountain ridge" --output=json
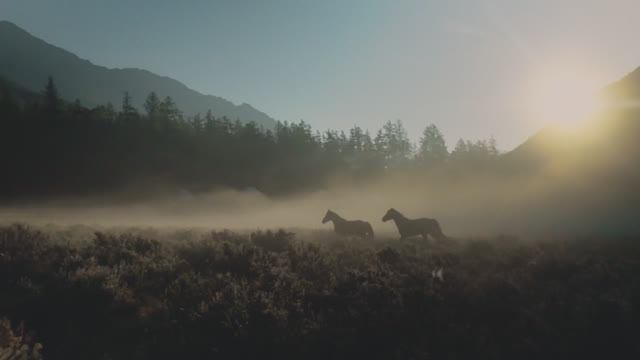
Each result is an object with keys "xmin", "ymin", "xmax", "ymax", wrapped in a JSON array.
[{"xmin": 0, "ymin": 20, "xmax": 276, "ymax": 127}]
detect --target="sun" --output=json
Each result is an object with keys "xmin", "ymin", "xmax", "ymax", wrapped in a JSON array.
[{"xmin": 525, "ymin": 63, "xmax": 605, "ymax": 128}]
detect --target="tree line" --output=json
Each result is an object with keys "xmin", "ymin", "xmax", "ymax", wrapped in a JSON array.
[{"xmin": 0, "ymin": 77, "xmax": 500, "ymax": 199}]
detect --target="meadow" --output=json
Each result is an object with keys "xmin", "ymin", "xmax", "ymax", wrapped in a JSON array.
[
  {"xmin": 3, "ymin": 7, "xmax": 640, "ymax": 360},
  {"xmin": 1, "ymin": 223, "xmax": 639, "ymax": 359}
]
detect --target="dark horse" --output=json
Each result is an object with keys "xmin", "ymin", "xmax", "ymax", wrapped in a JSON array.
[
  {"xmin": 322, "ymin": 210, "xmax": 374, "ymax": 239},
  {"xmin": 382, "ymin": 208, "xmax": 447, "ymax": 241}
]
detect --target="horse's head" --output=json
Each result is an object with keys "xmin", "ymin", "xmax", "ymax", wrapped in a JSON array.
[
  {"xmin": 382, "ymin": 208, "xmax": 398, "ymax": 222},
  {"xmin": 322, "ymin": 210, "xmax": 334, "ymax": 224}
]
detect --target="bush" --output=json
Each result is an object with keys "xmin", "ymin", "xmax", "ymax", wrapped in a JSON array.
[
  {"xmin": 251, "ymin": 229, "xmax": 294, "ymax": 253},
  {"xmin": 1, "ymin": 224, "xmax": 639, "ymax": 359}
]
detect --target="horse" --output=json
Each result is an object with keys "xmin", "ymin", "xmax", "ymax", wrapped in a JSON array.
[
  {"xmin": 382, "ymin": 208, "xmax": 447, "ymax": 241},
  {"xmin": 322, "ymin": 210, "xmax": 374, "ymax": 240}
]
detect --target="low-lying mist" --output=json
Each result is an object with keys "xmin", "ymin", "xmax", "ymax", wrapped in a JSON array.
[{"xmin": 2, "ymin": 155, "xmax": 635, "ymax": 237}]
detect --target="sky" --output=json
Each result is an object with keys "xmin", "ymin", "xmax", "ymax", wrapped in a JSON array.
[{"xmin": 2, "ymin": 0, "xmax": 640, "ymax": 149}]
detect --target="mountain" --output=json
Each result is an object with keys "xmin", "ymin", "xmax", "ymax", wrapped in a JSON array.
[
  {"xmin": 604, "ymin": 66, "xmax": 640, "ymax": 106},
  {"xmin": 506, "ymin": 68, "xmax": 640, "ymax": 167},
  {"xmin": 0, "ymin": 20, "xmax": 276, "ymax": 127},
  {"xmin": 498, "ymin": 69, "xmax": 640, "ymax": 233}
]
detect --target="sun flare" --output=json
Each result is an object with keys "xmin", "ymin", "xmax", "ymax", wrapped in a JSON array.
[{"xmin": 526, "ymin": 63, "xmax": 605, "ymax": 128}]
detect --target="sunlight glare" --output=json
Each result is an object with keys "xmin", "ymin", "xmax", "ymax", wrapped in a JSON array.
[{"xmin": 525, "ymin": 63, "xmax": 605, "ymax": 129}]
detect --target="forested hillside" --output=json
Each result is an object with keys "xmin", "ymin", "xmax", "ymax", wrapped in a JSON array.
[
  {"xmin": 0, "ymin": 76, "xmax": 500, "ymax": 200},
  {"xmin": 0, "ymin": 20, "xmax": 276, "ymax": 128}
]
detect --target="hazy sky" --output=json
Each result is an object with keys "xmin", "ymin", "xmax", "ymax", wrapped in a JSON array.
[{"xmin": 2, "ymin": 0, "xmax": 640, "ymax": 149}]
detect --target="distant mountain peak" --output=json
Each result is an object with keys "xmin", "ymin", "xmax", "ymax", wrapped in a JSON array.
[
  {"xmin": 0, "ymin": 21, "xmax": 277, "ymax": 127},
  {"xmin": 0, "ymin": 20, "xmax": 23, "ymax": 30},
  {"xmin": 603, "ymin": 66, "xmax": 640, "ymax": 105}
]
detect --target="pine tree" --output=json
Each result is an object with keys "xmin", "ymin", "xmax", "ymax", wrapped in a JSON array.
[
  {"xmin": 417, "ymin": 124, "xmax": 448, "ymax": 166},
  {"xmin": 451, "ymin": 138, "xmax": 469, "ymax": 161},
  {"xmin": 348, "ymin": 125, "xmax": 365, "ymax": 152},
  {"xmin": 43, "ymin": 76, "xmax": 60, "ymax": 113},
  {"xmin": 191, "ymin": 113, "xmax": 204, "ymax": 132},
  {"xmin": 204, "ymin": 109, "xmax": 214, "ymax": 130},
  {"xmin": 376, "ymin": 120, "xmax": 413, "ymax": 167},
  {"xmin": 121, "ymin": 92, "xmax": 138, "ymax": 119},
  {"xmin": 159, "ymin": 96, "xmax": 181, "ymax": 122},
  {"xmin": 144, "ymin": 92, "xmax": 160, "ymax": 117}
]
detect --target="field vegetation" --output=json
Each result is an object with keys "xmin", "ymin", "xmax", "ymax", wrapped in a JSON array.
[{"xmin": 1, "ymin": 224, "xmax": 639, "ymax": 359}]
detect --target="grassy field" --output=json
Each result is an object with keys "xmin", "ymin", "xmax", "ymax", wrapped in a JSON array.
[{"xmin": 1, "ymin": 223, "xmax": 639, "ymax": 359}]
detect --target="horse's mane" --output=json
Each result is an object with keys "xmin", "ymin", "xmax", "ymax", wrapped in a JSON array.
[
  {"xmin": 389, "ymin": 208, "xmax": 406, "ymax": 219},
  {"xmin": 327, "ymin": 210, "xmax": 344, "ymax": 221}
]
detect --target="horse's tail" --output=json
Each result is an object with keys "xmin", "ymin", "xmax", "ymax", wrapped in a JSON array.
[
  {"xmin": 433, "ymin": 220, "xmax": 447, "ymax": 241},
  {"xmin": 366, "ymin": 222, "xmax": 375, "ymax": 240}
]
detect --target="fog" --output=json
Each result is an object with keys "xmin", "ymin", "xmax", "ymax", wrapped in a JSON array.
[
  {"xmin": 4, "ymin": 111, "xmax": 640, "ymax": 238},
  {"xmin": 2, "ymin": 162, "xmax": 627, "ymax": 237}
]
